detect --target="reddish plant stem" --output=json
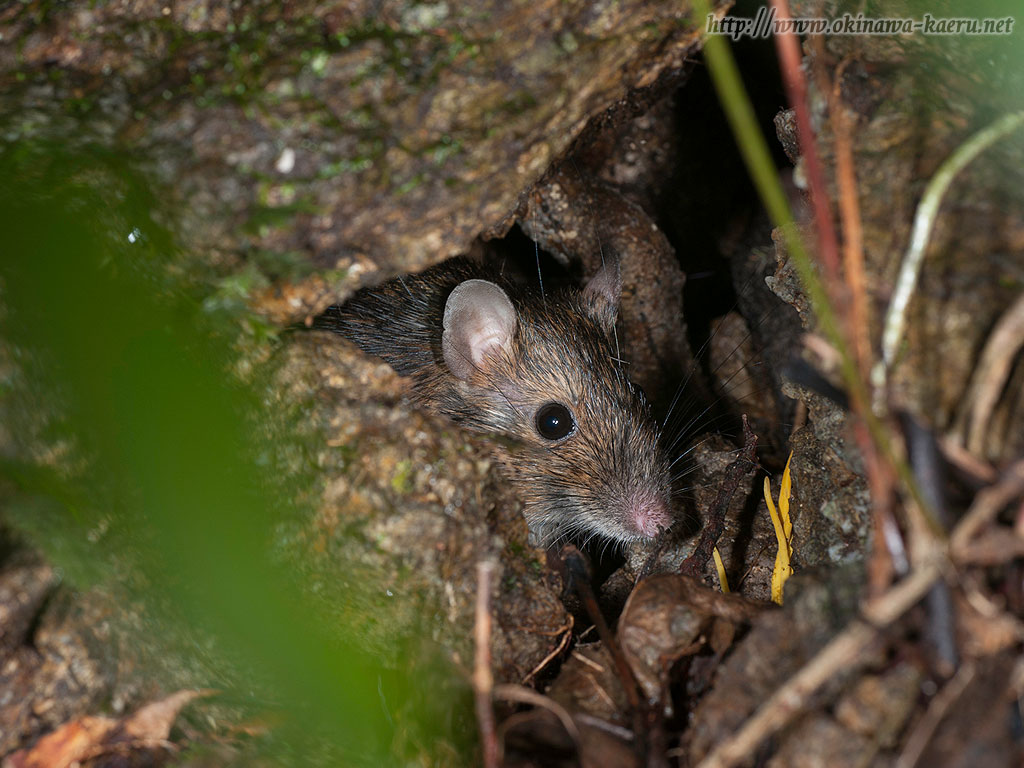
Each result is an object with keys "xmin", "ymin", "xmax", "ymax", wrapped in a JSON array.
[
  {"xmin": 770, "ymin": 0, "xmax": 843, "ymax": 294},
  {"xmin": 473, "ymin": 560, "xmax": 500, "ymax": 768},
  {"xmin": 829, "ymin": 58, "xmax": 872, "ymax": 375},
  {"xmin": 856, "ymin": 421, "xmax": 899, "ymax": 597}
]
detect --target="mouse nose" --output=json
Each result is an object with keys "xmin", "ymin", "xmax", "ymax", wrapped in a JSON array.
[{"xmin": 626, "ymin": 492, "xmax": 672, "ymax": 538}]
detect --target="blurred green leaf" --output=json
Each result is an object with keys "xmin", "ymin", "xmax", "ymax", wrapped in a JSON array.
[{"xmin": 0, "ymin": 144, "xmax": 463, "ymax": 765}]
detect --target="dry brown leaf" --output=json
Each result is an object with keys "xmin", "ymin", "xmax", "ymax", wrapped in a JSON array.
[
  {"xmin": 3, "ymin": 689, "xmax": 214, "ymax": 768},
  {"xmin": 116, "ymin": 689, "xmax": 213, "ymax": 742},
  {"xmin": 4, "ymin": 715, "xmax": 116, "ymax": 768}
]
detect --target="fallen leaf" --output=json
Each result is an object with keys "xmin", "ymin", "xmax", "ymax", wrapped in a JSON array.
[
  {"xmin": 5, "ymin": 716, "xmax": 115, "ymax": 768},
  {"xmin": 3, "ymin": 689, "xmax": 214, "ymax": 768}
]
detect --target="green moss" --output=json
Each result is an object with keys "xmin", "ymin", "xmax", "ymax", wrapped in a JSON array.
[
  {"xmin": 63, "ymin": 96, "xmax": 96, "ymax": 117},
  {"xmin": 498, "ymin": 88, "xmax": 538, "ymax": 114},
  {"xmin": 247, "ymin": 249, "xmax": 317, "ymax": 281},
  {"xmin": 241, "ymin": 312, "xmax": 280, "ymax": 344},
  {"xmin": 429, "ymin": 135, "xmax": 463, "ymax": 165},
  {"xmin": 395, "ymin": 172, "xmax": 427, "ymax": 196},
  {"xmin": 317, "ymin": 156, "xmax": 374, "ymax": 178},
  {"xmin": 329, "ymin": 19, "xmax": 493, "ymax": 90},
  {"xmin": 202, "ymin": 262, "xmax": 271, "ymax": 314},
  {"xmin": 244, "ymin": 198, "xmax": 319, "ymax": 235},
  {"xmin": 997, "ymin": 273, "xmax": 1023, "ymax": 289},
  {"xmin": 335, "ymin": 441, "xmax": 359, "ymax": 471},
  {"xmin": 391, "ymin": 460, "xmax": 414, "ymax": 494}
]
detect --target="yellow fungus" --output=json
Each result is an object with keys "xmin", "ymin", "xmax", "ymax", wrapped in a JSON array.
[
  {"xmin": 764, "ymin": 452, "xmax": 795, "ymax": 604},
  {"xmin": 713, "ymin": 546, "xmax": 730, "ymax": 593}
]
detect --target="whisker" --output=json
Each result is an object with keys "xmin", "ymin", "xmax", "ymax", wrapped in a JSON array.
[
  {"xmin": 535, "ymin": 240, "xmax": 546, "ymax": 310},
  {"xmin": 661, "ymin": 284, "xmax": 786, "ymax": 440}
]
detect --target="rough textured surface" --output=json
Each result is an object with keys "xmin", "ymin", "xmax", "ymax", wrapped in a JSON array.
[
  {"xmin": 0, "ymin": 577, "xmax": 136, "ymax": 756},
  {"xmin": 278, "ymin": 330, "xmax": 569, "ymax": 681},
  {"xmin": 0, "ymin": 0, "xmax": 730, "ymax": 323}
]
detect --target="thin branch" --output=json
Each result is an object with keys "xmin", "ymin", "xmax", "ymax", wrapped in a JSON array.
[
  {"xmin": 522, "ymin": 617, "xmax": 574, "ymax": 685},
  {"xmin": 950, "ymin": 459, "xmax": 1024, "ymax": 556},
  {"xmin": 561, "ymin": 547, "xmax": 643, "ymax": 715},
  {"xmin": 855, "ymin": 420, "xmax": 900, "ymax": 597},
  {"xmin": 958, "ymin": 292, "xmax": 1024, "ymax": 456},
  {"xmin": 895, "ymin": 661, "xmax": 976, "ymax": 768},
  {"xmin": 938, "ymin": 435, "xmax": 998, "ymax": 486},
  {"xmin": 473, "ymin": 559, "xmax": 500, "ymax": 768},
  {"xmin": 494, "ymin": 684, "xmax": 582, "ymax": 747},
  {"xmin": 680, "ymin": 417, "xmax": 758, "ymax": 577},
  {"xmin": 829, "ymin": 57, "xmax": 871, "ymax": 375}
]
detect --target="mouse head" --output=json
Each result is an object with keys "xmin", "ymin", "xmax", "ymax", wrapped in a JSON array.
[{"xmin": 439, "ymin": 261, "xmax": 673, "ymax": 546}]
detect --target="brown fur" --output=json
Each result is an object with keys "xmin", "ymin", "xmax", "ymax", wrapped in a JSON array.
[{"xmin": 315, "ymin": 257, "xmax": 672, "ymax": 545}]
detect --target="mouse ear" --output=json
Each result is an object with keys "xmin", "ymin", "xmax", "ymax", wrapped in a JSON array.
[
  {"xmin": 442, "ymin": 279, "xmax": 517, "ymax": 381},
  {"xmin": 581, "ymin": 258, "xmax": 622, "ymax": 333}
]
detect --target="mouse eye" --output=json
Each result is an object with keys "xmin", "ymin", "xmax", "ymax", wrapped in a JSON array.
[{"xmin": 535, "ymin": 402, "xmax": 574, "ymax": 440}]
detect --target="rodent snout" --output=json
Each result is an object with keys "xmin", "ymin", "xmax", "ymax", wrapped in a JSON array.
[{"xmin": 624, "ymin": 491, "xmax": 672, "ymax": 538}]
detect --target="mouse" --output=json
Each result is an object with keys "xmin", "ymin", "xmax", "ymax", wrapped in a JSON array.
[{"xmin": 312, "ymin": 256, "xmax": 673, "ymax": 546}]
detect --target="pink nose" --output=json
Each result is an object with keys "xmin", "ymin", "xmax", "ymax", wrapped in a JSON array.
[{"xmin": 627, "ymin": 493, "xmax": 672, "ymax": 538}]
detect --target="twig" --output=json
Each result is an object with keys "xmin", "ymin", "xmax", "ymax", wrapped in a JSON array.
[
  {"xmin": 561, "ymin": 546, "xmax": 664, "ymax": 766},
  {"xmin": 879, "ymin": 110, "xmax": 1024, "ymax": 372},
  {"xmin": 955, "ymin": 531, "xmax": 1024, "ymax": 565},
  {"xmin": 561, "ymin": 547, "xmax": 643, "ymax": 715},
  {"xmin": 522, "ymin": 617, "xmax": 574, "ymax": 685},
  {"xmin": 895, "ymin": 661, "xmax": 976, "ymax": 768},
  {"xmin": 856, "ymin": 421, "xmax": 900, "ymax": 596},
  {"xmin": 924, "ymin": 580, "xmax": 957, "ymax": 676},
  {"xmin": 950, "ymin": 459, "xmax": 1024, "ymax": 556},
  {"xmin": 680, "ymin": 417, "xmax": 758, "ymax": 577},
  {"xmin": 570, "ymin": 650, "xmax": 606, "ymax": 673},
  {"xmin": 694, "ymin": 561, "xmax": 942, "ymax": 768},
  {"xmin": 581, "ymin": 669, "xmax": 618, "ymax": 711},
  {"xmin": 473, "ymin": 559, "xmax": 500, "ymax": 768},
  {"xmin": 574, "ymin": 712, "xmax": 635, "ymax": 742},
  {"xmin": 814, "ymin": 33, "xmax": 914, "ymax": 596},
  {"xmin": 493, "ymin": 683, "xmax": 582, "ymax": 748},
  {"xmin": 957, "ymin": 292, "xmax": 1024, "ymax": 456},
  {"xmin": 938, "ymin": 435, "xmax": 998, "ymax": 486},
  {"xmin": 826, "ymin": 54, "xmax": 905, "ymax": 599}
]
